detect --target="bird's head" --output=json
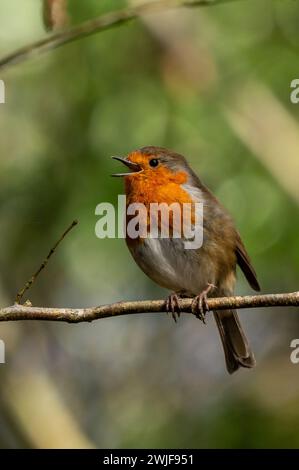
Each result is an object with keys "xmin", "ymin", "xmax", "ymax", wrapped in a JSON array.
[{"xmin": 112, "ymin": 146, "xmax": 194, "ymax": 189}]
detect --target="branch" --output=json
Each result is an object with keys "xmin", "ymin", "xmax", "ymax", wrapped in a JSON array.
[
  {"xmin": 15, "ymin": 220, "xmax": 78, "ymax": 304},
  {"xmin": 0, "ymin": 292, "xmax": 298, "ymax": 323},
  {"xmin": 0, "ymin": 0, "xmax": 241, "ymax": 72}
]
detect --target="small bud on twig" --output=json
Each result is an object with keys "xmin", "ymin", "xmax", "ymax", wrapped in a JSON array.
[{"xmin": 43, "ymin": 0, "xmax": 69, "ymax": 32}]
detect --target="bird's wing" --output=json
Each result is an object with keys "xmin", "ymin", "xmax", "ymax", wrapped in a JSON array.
[{"xmin": 235, "ymin": 233, "xmax": 260, "ymax": 292}]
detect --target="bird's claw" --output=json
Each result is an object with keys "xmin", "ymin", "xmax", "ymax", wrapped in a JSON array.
[
  {"xmin": 165, "ymin": 293, "xmax": 181, "ymax": 323},
  {"xmin": 191, "ymin": 294, "xmax": 209, "ymax": 323},
  {"xmin": 191, "ymin": 283, "xmax": 216, "ymax": 324}
]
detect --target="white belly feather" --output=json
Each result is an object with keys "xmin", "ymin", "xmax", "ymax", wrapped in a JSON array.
[
  {"xmin": 127, "ymin": 183, "xmax": 216, "ymax": 295},
  {"xmin": 128, "ymin": 237, "xmax": 216, "ymax": 296}
]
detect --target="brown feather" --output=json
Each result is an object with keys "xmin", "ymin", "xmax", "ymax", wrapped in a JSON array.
[
  {"xmin": 235, "ymin": 234, "xmax": 260, "ymax": 291},
  {"xmin": 214, "ymin": 310, "xmax": 256, "ymax": 374}
]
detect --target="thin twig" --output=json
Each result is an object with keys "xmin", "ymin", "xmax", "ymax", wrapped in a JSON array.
[
  {"xmin": 15, "ymin": 220, "xmax": 78, "ymax": 304},
  {"xmin": 1, "ymin": 291, "xmax": 297, "ymax": 323},
  {"xmin": 0, "ymin": 0, "xmax": 242, "ymax": 72}
]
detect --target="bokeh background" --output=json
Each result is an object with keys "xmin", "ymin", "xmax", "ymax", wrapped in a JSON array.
[{"xmin": 0, "ymin": 0, "xmax": 299, "ymax": 449}]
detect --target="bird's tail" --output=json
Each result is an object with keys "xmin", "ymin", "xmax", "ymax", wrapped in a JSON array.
[{"xmin": 213, "ymin": 310, "xmax": 256, "ymax": 374}]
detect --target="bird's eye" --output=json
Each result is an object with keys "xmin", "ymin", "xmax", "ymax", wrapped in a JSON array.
[{"xmin": 149, "ymin": 159, "xmax": 159, "ymax": 168}]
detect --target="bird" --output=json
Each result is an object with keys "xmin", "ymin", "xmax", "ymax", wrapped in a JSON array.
[{"xmin": 112, "ymin": 146, "xmax": 260, "ymax": 374}]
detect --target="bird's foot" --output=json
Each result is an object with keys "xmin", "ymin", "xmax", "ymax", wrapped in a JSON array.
[
  {"xmin": 191, "ymin": 283, "xmax": 216, "ymax": 324},
  {"xmin": 165, "ymin": 293, "xmax": 181, "ymax": 323}
]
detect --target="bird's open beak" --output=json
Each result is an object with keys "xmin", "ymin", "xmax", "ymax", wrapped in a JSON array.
[{"xmin": 111, "ymin": 156, "xmax": 143, "ymax": 177}]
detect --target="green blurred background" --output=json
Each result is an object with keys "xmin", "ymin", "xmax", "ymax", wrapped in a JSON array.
[{"xmin": 0, "ymin": 0, "xmax": 299, "ymax": 449}]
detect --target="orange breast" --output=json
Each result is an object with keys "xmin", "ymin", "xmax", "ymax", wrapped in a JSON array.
[
  {"xmin": 125, "ymin": 167, "xmax": 191, "ymax": 205},
  {"xmin": 124, "ymin": 167, "xmax": 196, "ymax": 243}
]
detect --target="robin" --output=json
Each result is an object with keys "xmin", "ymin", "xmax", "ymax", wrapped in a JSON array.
[{"xmin": 112, "ymin": 146, "xmax": 260, "ymax": 374}]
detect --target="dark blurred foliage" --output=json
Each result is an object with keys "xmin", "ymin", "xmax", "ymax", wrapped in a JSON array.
[{"xmin": 0, "ymin": 0, "xmax": 298, "ymax": 448}]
